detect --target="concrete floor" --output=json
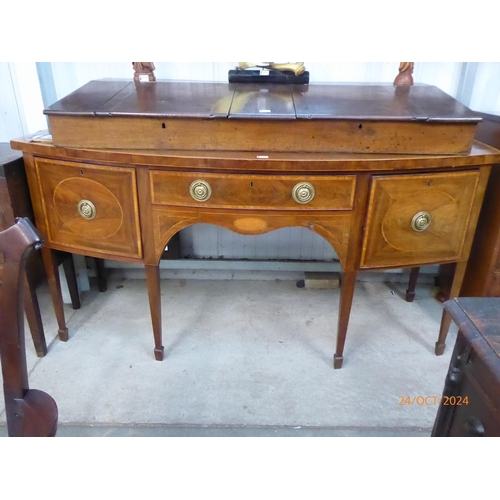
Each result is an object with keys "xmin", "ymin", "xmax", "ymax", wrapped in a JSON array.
[{"xmin": 0, "ymin": 272, "xmax": 455, "ymax": 437}]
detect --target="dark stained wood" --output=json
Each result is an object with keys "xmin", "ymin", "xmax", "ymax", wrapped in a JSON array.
[
  {"xmin": 229, "ymin": 83, "xmax": 295, "ymax": 118},
  {"xmin": 292, "ymin": 84, "xmax": 413, "ymax": 119},
  {"xmin": 0, "ymin": 219, "xmax": 57, "ymax": 437},
  {"xmin": 104, "ymin": 81, "xmax": 233, "ymax": 118},
  {"xmin": 435, "ymin": 260, "xmax": 469, "ymax": 355},
  {"xmin": 95, "ymin": 258, "xmax": 107, "ymax": 292},
  {"xmin": 23, "ymin": 273, "xmax": 47, "ymax": 356},
  {"xmin": 45, "ymin": 79, "xmax": 131, "ymax": 115},
  {"xmin": 461, "ymin": 113, "xmax": 500, "ymax": 297},
  {"xmin": 44, "ymin": 80, "xmax": 480, "ymax": 154},
  {"xmin": 10, "ymin": 80, "xmax": 500, "ymax": 367},
  {"xmin": 394, "ymin": 84, "xmax": 480, "ymax": 122},
  {"xmin": 0, "ymin": 145, "xmax": 47, "ymax": 357},
  {"xmin": 405, "ymin": 267, "xmax": 420, "ymax": 302},
  {"xmin": 432, "ymin": 298, "xmax": 500, "ymax": 437},
  {"xmin": 61, "ymin": 252, "xmax": 81, "ymax": 309}
]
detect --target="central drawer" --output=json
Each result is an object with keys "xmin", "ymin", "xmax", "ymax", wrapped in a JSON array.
[{"xmin": 150, "ymin": 171, "xmax": 356, "ymax": 210}]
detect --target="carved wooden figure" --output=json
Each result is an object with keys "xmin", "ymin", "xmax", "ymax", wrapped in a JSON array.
[
  {"xmin": 394, "ymin": 62, "xmax": 414, "ymax": 86},
  {"xmin": 133, "ymin": 62, "xmax": 156, "ymax": 82}
]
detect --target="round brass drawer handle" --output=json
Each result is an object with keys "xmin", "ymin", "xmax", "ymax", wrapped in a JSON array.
[
  {"xmin": 189, "ymin": 180, "xmax": 212, "ymax": 202},
  {"xmin": 77, "ymin": 199, "xmax": 96, "ymax": 220},
  {"xmin": 411, "ymin": 211, "xmax": 432, "ymax": 232},
  {"xmin": 292, "ymin": 182, "xmax": 315, "ymax": 204}
]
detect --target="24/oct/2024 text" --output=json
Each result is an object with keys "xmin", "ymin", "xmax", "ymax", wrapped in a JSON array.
[{"xmin": 399, "ymin": 396, "xmax": 469, "ymax": 406}]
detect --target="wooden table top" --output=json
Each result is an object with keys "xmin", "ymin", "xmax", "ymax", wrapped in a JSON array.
[
  {"xmin": 44, "ymin": 79, "xmax": 481, "ymax": 123},
  {"xmin": 445, "ymin": 298, "xmax": 500, "ymax": 359}
]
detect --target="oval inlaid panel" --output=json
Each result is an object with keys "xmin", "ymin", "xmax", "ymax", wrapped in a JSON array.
[
  {"xmin": 381, "ymin": 190, "xmax": 457, "ymax": 252},
  {"xmin": 233, "ymin": 217, "xmax": 268, "ymax": 233},
  {"xmin": 53, "ymin": 178, "xmax": 123, "ymax": 239}
]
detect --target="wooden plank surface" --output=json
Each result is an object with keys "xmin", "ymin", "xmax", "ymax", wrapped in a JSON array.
[
  {"xmin": 228, "ymin": 84, "xmax": 295, "ymax": 119},
  {"xmin": 102, "ymin": 81, "xmax": 233, "ymax": 118},
  {"xmin": 45, "ymin": 79, "xmax": 131, "ymax": 115}
]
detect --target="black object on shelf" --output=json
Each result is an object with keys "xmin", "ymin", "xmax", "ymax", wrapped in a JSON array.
[{"xmin": 228, "ymin": 69, "xmax": 309, "ymax": 84}]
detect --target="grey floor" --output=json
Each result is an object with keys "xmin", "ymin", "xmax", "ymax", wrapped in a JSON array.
[{"xmin": 0, "ymin": 272, "xmax": 455, "ymax": 437}]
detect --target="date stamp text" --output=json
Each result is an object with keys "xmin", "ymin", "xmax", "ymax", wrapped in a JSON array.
[{"xmin": 399, "ymin": 396, "xmax": 469, "ymax": 406}]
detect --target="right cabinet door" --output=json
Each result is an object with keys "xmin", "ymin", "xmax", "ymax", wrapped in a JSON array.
[{"xmin": 361, "ymin": 170, "xmax": 480, "ymax": 268}]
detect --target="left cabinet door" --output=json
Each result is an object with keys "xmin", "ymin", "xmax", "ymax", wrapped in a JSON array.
[{"xmin": 34, "ymin": 158, "xmax": 142, "ymax": 259}]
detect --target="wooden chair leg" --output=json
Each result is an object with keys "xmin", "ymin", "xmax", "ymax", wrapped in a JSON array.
[
  {"xmin": 0, "ymin": 219, "xmax": 58, "ymax": 437},
  {"xmin": 405, "ymin": 267, "xmax": 420, "ymax": 302},
  {"xmin": 23, "ymin": 272, "xmax": 47, "ymax": 357}
]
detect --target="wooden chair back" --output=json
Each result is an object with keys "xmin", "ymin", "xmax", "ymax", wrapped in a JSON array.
[{"xmin": 0, "ymin": 218, "xmax": 57, "ymax": 437}]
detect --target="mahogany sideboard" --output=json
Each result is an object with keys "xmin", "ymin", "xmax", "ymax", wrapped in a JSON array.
[
  {"xmin": 432, "ymin": 298, "xmax": 500, "ymax": 436},
  {"xmin": 10, "ymin": 80, "xmax": 500, "ymax": 368}
]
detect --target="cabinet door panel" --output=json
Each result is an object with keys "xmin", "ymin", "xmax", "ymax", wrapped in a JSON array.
[
  {"xmin": 35, "ymin": 158, "xmax": 142, "ymax": 258},
  {"xmin": 361, "ymin": 171, "xmax": 480, "ymax": 268}
]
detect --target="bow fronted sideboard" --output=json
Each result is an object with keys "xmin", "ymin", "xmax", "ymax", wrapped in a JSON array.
[{"xmin": 11, "ymin": 80, "xmax": 500, "ymax": 368}]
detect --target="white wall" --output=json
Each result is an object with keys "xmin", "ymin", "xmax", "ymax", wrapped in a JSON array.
[
  {"xmin": 469, "ymin": 63, "xmax": 500, "ymax": 114},
  {"xmin": 0, "ymin": 63, "xmax": 25, "ymax": 141},
  {"xmin": 0, "ymin": 62, "xmax": 46, "ymax": 143}
]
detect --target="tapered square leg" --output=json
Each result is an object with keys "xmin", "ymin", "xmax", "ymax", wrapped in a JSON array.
[
  {"xmin": 40, "ymin": 247, "xmax": 68, "ymax": 342},
  {"xmin": 405, "ymin": 267, "xmax": 420, "ymax": 302},
  {"xmin": 334, "ymin": 271, "xmax": 357, "ymax": 369},
  {"xmin": 145, "ymin": 265, "xmax": 164, "ymax": 361},
  {"xmin": 435, "ymin": 260, "xmax": 467, "ymax": 356}
]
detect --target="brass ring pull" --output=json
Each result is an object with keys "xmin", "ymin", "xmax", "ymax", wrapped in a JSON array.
[
  {"xmin": 77, "ymin": 199, "xmax": 96, "ymax": 220},
  {"xmin": 292, "ymin": 182, "xmax": 315, "ymax": 204},
  {"xmin": 411, "ymin": 211, "xmax": 432, "ymax": 232},
  {"xmin": 189, "ymin": 180, "xmax": 212, "ymax": 202}
]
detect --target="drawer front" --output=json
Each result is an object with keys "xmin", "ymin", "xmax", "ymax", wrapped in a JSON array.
[
  {"xmin": 35, "ymin": 158, "xmax": 142, "ymax": 258},
  {"xmin": 361, "ymin": 171, "xmax": 480, "ymax": 268},
  {"xmin": 150, "ymin": 171, "xmax": 356, "ymax": 211}
]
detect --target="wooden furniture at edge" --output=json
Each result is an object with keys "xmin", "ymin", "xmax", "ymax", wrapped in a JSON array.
[
  {"xmin": 10, "ymin": 80, "xmax": 500, "ymax": 368},
  {"xmin": 405, "ymin": 112, "xmax": 500, "ymax": 302},
  {"xmin": 0, "ymin": 144, "xmax": 47, "ymax": 356},
  {"xmin": 460, "ymin": 112, "xmax": 500, "ymax": 297},
  {"xmin": 432, "ymin": 297, "xmax": 500, "ymax": 436},
  {"xmin": 0, "ymin": 144, "xmax": 107, "ymax": 355},
  {"xmin": 0, "ymin": 218, "xmax": 58, "ymax": 437}
]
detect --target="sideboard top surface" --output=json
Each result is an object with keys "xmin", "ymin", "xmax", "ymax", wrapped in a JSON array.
[
  {"xmin": 36, "ymin": 79, "xmax": 488, "ymax": 154},
  {"xmin": 44, "ymin": 79, "xmax": 480, "ymax": 123}
]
